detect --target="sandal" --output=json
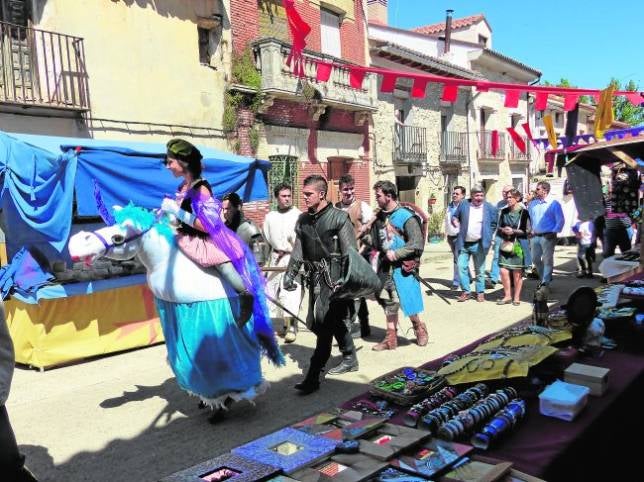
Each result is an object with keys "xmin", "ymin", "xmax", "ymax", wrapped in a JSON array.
[
  {"xmin": 512, "ymin": 301, "xmax": 521, "ymax": 306},
  {"xmin": 496, "ymin": 299, "xmax": 512, "ymax": 305}
]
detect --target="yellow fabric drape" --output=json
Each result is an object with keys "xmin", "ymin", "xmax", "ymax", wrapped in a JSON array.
[
  {"xmin": 594, "ymin": 85, "xmax": 615, "ymax": 140},
  {"xmin": 6, "ymin": 284, "xmax": 163, "ymax": 368},
  {"xmin": 543, "ymin": 114, "xmax": 558, "ymax": 150}
]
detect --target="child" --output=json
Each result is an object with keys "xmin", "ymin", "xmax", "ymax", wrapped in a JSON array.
[{"xmin": 572, "ymin": 216, "xmax": 595, "ymax": 278}]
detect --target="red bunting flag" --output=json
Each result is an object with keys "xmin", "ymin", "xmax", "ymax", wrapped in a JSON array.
[
  {"xmin": 563, "ymin": 93, "xmax": 579, "ymax": 111},
  {"xmin": 411, "ymin": 77, "xmax": 429, "ymax": 98},
  {"xmin": 491, "ymin": 130, "xmax": 499, "ymax": 157},
  {"xmin": 349, "ymin": 67, "xmax": 366, "ymax": 89},
  {"xmin": 441, "ymin": 84, "xmax": 458, "ymax": 102},
  {"xmin": 283, "ymin": 0, "xmax": 311, "ymax": 77},
  {"xmin": 504, "ymin": 89, "xmax": 521, "ymax": 108},
  {"xmin": 380, "ymin": 72, "xmax": 397, "ymax": 93},
  {"xmin": 316, "ymin": 61, "xmax": 333, "ymax": 82},
  {"xmin": 625, "ymin": 92, "xmax": 644, "ymax": 106},
  {"xmin": 534, "ymin": 92, "xmax": 549, "ymax": 111},
  {"xmin": 521, "ymin": 122, "xmax": 535, "ymax": 144},
  {"xmin": 592, "ymin": 92, "xmax": 601, "ymax": 104},
  {"xmin": 507, "ymin": 127, "xmax": 527, "ymax": 154}
]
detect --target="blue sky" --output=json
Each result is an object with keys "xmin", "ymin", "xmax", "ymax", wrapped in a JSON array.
[{"xmin": 387, "ymin": 0, "xmax": 642, "ymax": 90}]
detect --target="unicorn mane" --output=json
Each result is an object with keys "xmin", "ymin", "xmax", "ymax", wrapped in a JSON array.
[{"xmin": 112, "ymin": 203, "xmax": 175, "ymax": 242}]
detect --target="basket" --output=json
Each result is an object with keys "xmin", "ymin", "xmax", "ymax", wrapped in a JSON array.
[{"xmin": 368, "ymin": 367, "xmax": 447, "ymax": 406}]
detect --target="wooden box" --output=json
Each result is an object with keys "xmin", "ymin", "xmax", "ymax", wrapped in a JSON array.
[{"xmin": 564, "ymin": 362, "xmax": 610, "ymax": 396}]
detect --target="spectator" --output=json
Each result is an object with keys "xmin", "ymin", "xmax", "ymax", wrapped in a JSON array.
[
  {"xmin": 451, "ymin": 185, "xmax": 498, "ymax": 302},
  {"xmin": 528, "ymin": 181, "xmax": 565, "ymax": 286}
]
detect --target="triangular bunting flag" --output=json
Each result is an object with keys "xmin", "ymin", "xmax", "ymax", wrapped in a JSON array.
[
  {"xmin": 504, "ymin": 89, "xmax": 521, "ymax": 108},
  {"xmin": 316, "ymin": 61, "xmax": 333, "ymax": 82},
  {"xmin": 563, "ymin": 94, "xmax": 579, "ymax": 112},
  {"xmin": 380, "ymin": 73, "xmax": 397, "ymax": 93},
  {"xmin": 441, "ymin": 84, "xmax": 458, "ymax": 102},
  {"xmin": 534, "ymin": 92, "xmax": 549, "ymax": 111},
  {"xmin": 411, "ymin": 77, "xmax": 429, "ymax": 98},
  {"xmin": 625, "ymin": 92, "xmax": 644, "ymax": 106},
  {"xmin": 349, "ymin": 67, "xmax": 366, "ymax": 89},
  {"xmin": 507, "ymin": 127, "xmax": 527, "ymax": 154}
]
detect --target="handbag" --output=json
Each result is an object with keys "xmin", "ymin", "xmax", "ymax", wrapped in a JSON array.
[{"xmin": 499, "ymin": 209, "xmax": 523, "ymax": 254}]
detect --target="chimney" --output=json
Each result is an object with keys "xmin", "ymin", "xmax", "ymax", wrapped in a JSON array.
[
  {"xmin": 367, "ymin": 0, "xmax": 388, "ymax": 26},
  {"xmin": 444, "ymin": 9, "xmax": 453, "ymax": 53}
]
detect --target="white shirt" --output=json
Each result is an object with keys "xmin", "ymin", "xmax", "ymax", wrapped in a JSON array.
[
  {"xmin": 263, "ymin": 207, "xmax": 302, "ymax": 266},
  {"xmin": 465, "ymin": 204, "xmax": 484, "ymax": 242}
]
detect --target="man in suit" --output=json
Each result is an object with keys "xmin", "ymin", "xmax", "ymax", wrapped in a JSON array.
[{"xmin": 451, "ymin": 185, "xmax": 498, "ymax": 302}]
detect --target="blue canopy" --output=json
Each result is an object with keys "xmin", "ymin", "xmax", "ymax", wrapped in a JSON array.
[{"xmin": 0, "ymin": 131, "xmax": 270, "ymax": 260}]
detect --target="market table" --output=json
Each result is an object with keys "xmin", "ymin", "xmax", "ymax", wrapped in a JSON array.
[{"xmin": 341, "ymin": 333, "xmax": 644, "ymax": 481}]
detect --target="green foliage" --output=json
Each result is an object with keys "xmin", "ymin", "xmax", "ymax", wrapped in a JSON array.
[
  {"xmin": 223, "ymin": 91, "xmax": 243, "ymax": 132},
  {"xmin": 231, "ymin": 47, "xmax": 261, "ymax": 89},
  {"xmin": 249, "ymin": 124, "xmax": 261, "ymax": 152},
  {"xmin": 609, "ymin": 78, "xmax": 644, "ymax": 126},
  {"xmin": 427, "ymin": 211, "xmax": 444, "ymax": 236}
]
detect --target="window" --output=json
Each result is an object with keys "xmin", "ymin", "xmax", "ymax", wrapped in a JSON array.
[
  {"xmin": 197, "ymin": 16, "xmax": 222, "ymax": 66},
  {"xmin": 320, "ymin": 8, "xmax": 341, "ymax": 57},
  {"xmin": 268, "ymin": 155, "xmax": 299, "ymax": 208},
  {"xmin": 441, "ymin": 113, "xmax": 448, "ymax": 132},
  {"xmin": 479, "ymin": 108, "xmax": 487, "ymax": 132},
  {"xmin": 554, "ymin": 112, "xmax": 562, "ymax": 124},
  {"xmin": 478, "ymin": 34, "xmax": 488, "ymax": 47}
]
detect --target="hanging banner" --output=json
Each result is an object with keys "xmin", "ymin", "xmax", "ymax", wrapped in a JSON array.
[
  {"xmin": 380, "ymin": 72, "xmax": 397, "ymax": 93},
  {"xmin": 441, "ymin": 84, "xmax": 459, "ymax": 102},
  {"xmin": 504, "ymin": 89, "xmax": 521, "ymax": 108},
  {"xmin": 316, "ymin": 61, "xmax": 333, "ymax": 82},
  {"xmin": 543, "ymin": 114, "xmax": 558, "ymax": 150},
  {"xmin": 491, "ymin": 130, "xmax": 500, "ymax": 156},
  {"xmin": 507, "ymin": 127, "xmax": 527, "ymax": 154}
]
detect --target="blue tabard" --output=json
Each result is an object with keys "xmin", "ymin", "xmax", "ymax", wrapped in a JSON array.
[{"xmin": 388, "ymin": 207, "xmax": 424, "ymax": 316}]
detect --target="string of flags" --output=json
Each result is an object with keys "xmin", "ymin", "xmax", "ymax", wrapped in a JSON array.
[{"xmin": 281, "ymin": 0, "xmax": 644, "ymax": 156}]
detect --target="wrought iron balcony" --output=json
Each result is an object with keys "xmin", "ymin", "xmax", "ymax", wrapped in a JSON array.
[
  {"xmin": 509, "ymin": 135, "xmax": 531, "ymax": 161},
  {"xmin": 252, "ymin": 37, "xmax": 376, "ymax": 111},
  {"xmin": 393, "ymin": 124, "xmax": 427, "ymax": 164},
  {"xmin": 0, "ymin": 21, "xmax": 89, "ymax": 111},
  {"xmin": 439, "ymin": 131, "xmax": 468, "ymax": 164},
  {"xmin": 478, "ymin": 131, "xmax": 506, "ymax": 160}
]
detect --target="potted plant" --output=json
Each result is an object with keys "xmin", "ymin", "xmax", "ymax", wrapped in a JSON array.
[{"xmin": 427, "ymin": 211, "xmax": 444, "ymax": 243}]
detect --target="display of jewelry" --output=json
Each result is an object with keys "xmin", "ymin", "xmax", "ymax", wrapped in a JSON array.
[
  {"xmin": 436, "ymin": 387, "xmax": 518, "ymax": 441},
  {"xmin": 470, "ymin": 398, "xmax": 527, "ymax": 450},
  {"xmin": 436, "ymin": 345, "xmax": 558, "ymax": 385},
  {"xmin": 403, "ymin": 386, "xmax": 458, "ymax": 428},
  {"xmin": 476, "ymin": 324, "xmax": 571, "ymax": 350},
  {"xmin": 369, "ymin": 368, "xmax": 448, "ymax": 406},
  {"xmin": 420, "ymin": 384, "xmax": 489, "ymax": 434}
]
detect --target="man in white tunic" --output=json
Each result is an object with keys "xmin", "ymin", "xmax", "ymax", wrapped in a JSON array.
[{"xmin": 263, "ymin": 182, "xmax": 303, "ymax": 343}]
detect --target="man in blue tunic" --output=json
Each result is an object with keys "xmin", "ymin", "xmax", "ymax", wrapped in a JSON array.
[{"xmin": 367, "ymin": 181, "xmax": 428, "ymax": 351}]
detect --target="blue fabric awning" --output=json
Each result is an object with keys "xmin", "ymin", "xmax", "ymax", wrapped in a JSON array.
[{"xmin": 1, "ymin": 131, "xmax": 270, "ymax": 259}]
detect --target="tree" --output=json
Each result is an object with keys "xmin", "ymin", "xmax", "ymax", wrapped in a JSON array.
[
  {"xmin": 609, "ymin": 78, "xmax": 644, "ymax": 126},
  {"xmin": 540, "ymin": 78, "xmax": 590, "ymax": 104}
]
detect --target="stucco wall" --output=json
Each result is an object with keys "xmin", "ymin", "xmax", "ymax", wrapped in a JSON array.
[
  {"xmin": 31, "ymin": 0, "xmax": 229, "ymax": 148},
  {"xmin": 450, "ymin": 20, "xmax": 492, "ymax": 48}
]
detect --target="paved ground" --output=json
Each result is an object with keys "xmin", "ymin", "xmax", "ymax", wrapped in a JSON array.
[{"xmin": 7, "ymin": 242, "xmax": 598, "ymax": 481}]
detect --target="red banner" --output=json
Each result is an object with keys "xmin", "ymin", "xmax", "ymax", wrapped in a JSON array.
[
  {"xmin": 563, "ymin": 93, "xmax": 579, "ymax": 112},
  {"xmin": 411, "ymin": 77, "xmax": 429, "ymax": 98},
  {"xmin": 504, "ymin": 89, "xmax": 521, "ymax": 108},
  {"xmin": 507, "ymin": 127, "xmax": 527, "ymax": 154},
  {"xmin": 491, "ymin": 130, "xmax": 499, "ymax": 157},
  {"xmin": 441, "ymin": 84, "xmax": 459, "ymax": 102},
  {"xmin": 349, "ymin": 68, "xmax": 366, "ymax": 89},
  {"xmin": 534, "ymin": 92, "xmax": 549, "ymax": 111},
  {"xmin": 316, "ymin": 61, "xmax": 333, "ymax": 82},
  {"xmin": 380, "ymin": 73, "xmax": 397, "ymax": 93},
  {"xmin": 283, "ymin": 0, "xmax": 311, "ymax": 77}
]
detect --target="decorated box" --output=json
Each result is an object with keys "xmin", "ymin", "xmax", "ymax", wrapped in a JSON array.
[
  {"xmin": 159, "ymin": 453, "xmax": 279, "ymax": 482},
  {"xmin": 232, "ymin": 427, "xmax": 338, "ymax": 474},
  {"xmin": 388, "ymin": 439, "xmax": 473, "ymax": 479},
  {"xmin": 293, "ymin": 410, "xmax": 387, "ymax": 441},
  {"xmin": 292, "ymin": 453, "xmax": 388, "ymax": 482},
  {"xmin": 357, "ymin": 423, "xmax": 429, "ymax": 461}
]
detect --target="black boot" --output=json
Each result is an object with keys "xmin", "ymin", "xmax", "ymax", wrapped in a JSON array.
[
  {"xmin": 294, "ymin": 367, "xmax": 321, "ymax": 395},
  {"xmin": 327, "ymin": 353, "xmax": 359, "ymax": 375}
]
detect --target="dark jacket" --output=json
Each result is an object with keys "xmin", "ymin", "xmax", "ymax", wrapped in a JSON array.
[{"xmin": 452, "ymin": 200, "xmax": 498, "ymax": 252}]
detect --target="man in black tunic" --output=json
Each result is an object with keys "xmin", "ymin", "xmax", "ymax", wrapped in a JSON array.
[{"xmin": 283, "ymin": 175, "xmax": 357, "ymax": 394}]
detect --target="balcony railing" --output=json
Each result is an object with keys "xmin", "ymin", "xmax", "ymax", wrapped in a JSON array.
[
  {"xmin": 1, "ymin": 21, "xmax": 89, "ymax": 110},
  {"xmin": 253, "ymin": 38, "xmax": 376, "ymax": 111},
  {"xmin": 439, "ymin": 131, "xmax": 468, "ymax": 164},
  {"xmin": 478, "ymin": 131, "xmax": 506, "ymax": 160},
  {"xmin": 509, "ymin": 135, "xmax": 531, "ymax": 161},
  {"xmin": 393, "ymin": 124, "xmax": 427, "ymax": 164}
]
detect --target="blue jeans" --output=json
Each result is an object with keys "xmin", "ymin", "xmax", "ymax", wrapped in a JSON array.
[
  {"xmin": 489, "ymin": 235, "xmax": 502, "ymax": 282},
  {"xmin": 458, "ymin": 241, "xmax": 487, "ymax": 294},
  {"xmin": 447, "ymin": 235, "xmax": 460, "ymax": 286},
  {"xmin": 530, "ymin": 234, "xmax": 557, "ymax": 284}
]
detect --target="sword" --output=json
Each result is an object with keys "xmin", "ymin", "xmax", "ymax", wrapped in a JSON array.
[
  {"xmin": 412, "ymin": 272, "xmax": 452, "ymax": 305},
  {"xmin": 264, "ymin": 293, "xmax": 309, "ymax": 329}
]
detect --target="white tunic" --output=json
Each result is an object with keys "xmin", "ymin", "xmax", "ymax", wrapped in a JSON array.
[{"xmin": 262, "ymin": 207, "xmax": 303, "ymax": 317}]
